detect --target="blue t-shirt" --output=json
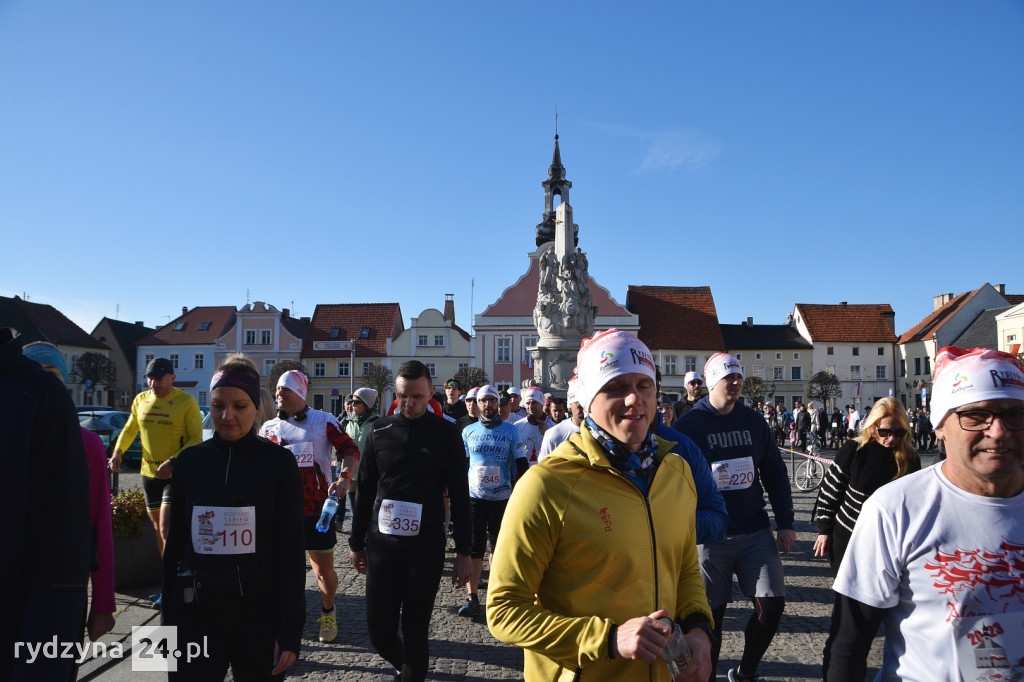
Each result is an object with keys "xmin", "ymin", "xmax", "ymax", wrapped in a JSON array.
[{"xmin": 462, "ymin": 420, "xmax": 524, "ymax": 501}]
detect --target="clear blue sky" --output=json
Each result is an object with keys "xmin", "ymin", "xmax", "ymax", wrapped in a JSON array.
[{"xmin": 2, "ymin": 2, "xmax": 1022, "ymax": 337}]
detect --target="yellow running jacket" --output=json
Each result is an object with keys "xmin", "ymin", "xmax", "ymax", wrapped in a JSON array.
[
  {"xmin": 486, "ymin": 427, "xmax": 712, "ymax": 681},
  {"xmin": 114, "ymin": 387, "xmax": 203, "ymax": 478}
]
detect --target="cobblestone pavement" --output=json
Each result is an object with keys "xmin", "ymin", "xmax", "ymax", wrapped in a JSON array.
[{"xmin": 277, "ymin": 451, "xmax": 940, "ymax": 681}]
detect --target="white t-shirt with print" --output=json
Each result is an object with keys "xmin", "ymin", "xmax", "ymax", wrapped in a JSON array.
[{"xmin": 834, "ymin": 464, "xmax": 1024, "ymax": 681}]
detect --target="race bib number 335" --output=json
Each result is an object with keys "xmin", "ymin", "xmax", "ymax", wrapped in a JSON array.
[{"xmin": 378, "ymin": 499, "xmax": 423, "ymax": 537}]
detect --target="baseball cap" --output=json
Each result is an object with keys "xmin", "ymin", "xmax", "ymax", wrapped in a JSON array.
[{"xmin": 146, "ymin": 357, "xmax": 174, "ymax": 378}]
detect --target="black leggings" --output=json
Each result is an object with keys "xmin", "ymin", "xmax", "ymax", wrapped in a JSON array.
[
  {"xmin": 365, "ymin": 541, "xmax": 446, "ymax": 682},
  {"xmin": 168, "ymin": 598, "xmax": 282, "ymax": 682},
  {"xmin": 709, "ymin": 597, "xmax": 785, "ymax": 681}
]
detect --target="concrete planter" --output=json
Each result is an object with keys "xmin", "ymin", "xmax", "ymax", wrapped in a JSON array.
[{"xmin": 113, "ymin": 521, "xmax": 161, "ymax": 590}]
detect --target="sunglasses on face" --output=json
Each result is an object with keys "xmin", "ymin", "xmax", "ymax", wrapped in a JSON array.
[{"xmin": 875, "ymin": 428, "xmax": 907, "ymax": 439}]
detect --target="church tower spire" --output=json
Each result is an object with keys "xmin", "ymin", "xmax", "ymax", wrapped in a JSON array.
[{"xmin": 535, "ymin": 134, "xmax": 579, "ymax": 247}]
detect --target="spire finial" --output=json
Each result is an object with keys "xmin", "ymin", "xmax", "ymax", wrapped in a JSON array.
[{"xmin": 555, "ymin": 106, "xmax": 558, "ymax": 140}]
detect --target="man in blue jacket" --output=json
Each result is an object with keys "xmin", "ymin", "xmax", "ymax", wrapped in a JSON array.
[{"xmin": 675, "ymin": 353, "xmax": 795, "ymax": 682}]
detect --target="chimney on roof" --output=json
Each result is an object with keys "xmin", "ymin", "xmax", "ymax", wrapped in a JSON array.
[
  {"xmin": 301, "ymin": 316, "xmax": 310, "ymax": 323},
  {"xmin": 995, "ymin": 283, "xmax": 1006, "ymax": 295},
  {"xmin": 933, "ymin": 292, "xmax": 954, "ymax": 311},
  {"xmin": 443, "ymin": 293, "xmax": 455, "ymax": 323},
  {"xmin": 745, "ymin": 316, "xmax": 753, "ymax": 327},
  {"xmin": 786, "ymin": 313, "xmax": 793, "ymax": 326},
  {"xmin": 135, "ymin": 321, "xmax": 144, "ymax": 326},
  {"xmin": 882, "ymin": 310, "xmax": 895, "ymax": 333},
  {"xmin": 182, "ymin": 306, "xmax": 188, "ymax": 316},
  {"xmin": 840, "ymin": 302, "xmax": 848, "ymax": 306},
  {"xmin": 282, "ymin": 308, "xmax": 290, "ymax": 319}
]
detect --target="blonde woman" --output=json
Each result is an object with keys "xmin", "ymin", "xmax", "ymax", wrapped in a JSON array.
[{"xmin": 812, "ymin": 397, "xmax": 921, "ymax": 576}]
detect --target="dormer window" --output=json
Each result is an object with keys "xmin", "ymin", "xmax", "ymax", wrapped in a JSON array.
[
  {"xmin": 328, "ymin": 328, "xmax": 340, "ymax": 339},
  {"xmin": 198, "ymin": 321, "xmax": 211, "ymax": 331},
  {"xmin": 173, "ymin": 322, "xmax": 186, "ymax": 331},
  {"xmin": 359, "ymin": 327, "xmax": 370, "ymax": 339}
]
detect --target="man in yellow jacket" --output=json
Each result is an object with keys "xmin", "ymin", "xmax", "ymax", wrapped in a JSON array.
[{"xmin": 487, "ymin": 329, "xmax": 713, "ymax": 681}]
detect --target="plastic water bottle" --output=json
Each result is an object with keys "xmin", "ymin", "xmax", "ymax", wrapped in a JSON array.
[
  {"xmin": 315, "ymin": 493, "xmax": 339, "ymax": 533},
  {"xmin": 657, "ymin": 617, "xmax": 692, "ymax": 677}
]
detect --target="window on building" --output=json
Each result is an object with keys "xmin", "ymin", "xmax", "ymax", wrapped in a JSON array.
[
  {"xmin": 685, "ymin": 356, "xmax": 697, "ymax": 372},
  {"xmin": 773, "ymin": 366, "xmax": 784, "ymax": 381},
  {"xmin": 261, "ymin": 330, "xmax": 271, "ymax": 345},
  {"xmin": 264, "ymin": 359, "xmax": 276, "ymax": 375},
  {"xmin": 853, "ymin": 347, "xmax": 860, "ymax": 356},
  {"xmin": 877, "ymin": 346, "xmax": 885, "ymax": 356},
  {"xmin": 337, "ymin": 361, "xmax": 349, "ymax": 377},
  {"xmin": 434, "ymin": 335, "xmax": 444, "ymax": 346},
  {"xmin": 170, "ymin": 354, "xmax": 179, "ymax": 369},
  {"xmin": 359, "ymin": 327, "xmax": 370, "ymax": 339},
  {"xmin": 425, "ymin": 363, "xmax": 436, "ymax": 378},
  {"xmin": 362, "ymin": 361, "xmax": 374, "ymax": 376},
  {"xmin": 197, "ymin": 390, "xmax": 207, "ymax": 407},
  {"xmin": 753, "ymin": 365, "xmax": 764, "ymax": 378},
  {"xmin": 793, "ymin": 353, "xmax": 800, "ymax": 360},
  {"xmin": 522, "ymin": 336, "xmax": 538, "ymax": 364},
  {"xmin": 313, "ymin": 362, "xmax": 326, "ymax": 377},
  {"xmin": 458, "ymin": 362, "xmax": 469, "ymax": 371},
  {"xmin": 173, "ymin": 322, "xmax": 186, "ymax": 331},
  {"xmin": 775, "ymin": 353, "xmax": 782, "ymax": 360},
  {"xmin": 736, "ymin": 353, "xmax": 742, "ymax": 361},
  {"xmin": 900, "ymin": 359, "xmax": 906, "ymax": 377},
  {"xmin": 876, "ymin": 365, "xmax": 888, "ymax": 380},
  {"xmin": 1009, "ymin": 333, "xmax": 1018, "ymax": 343},
  {"xmin": 194, "ymin": 353, "xmax": 204, "ymax": 369},
  {"xmin": 145, "ymin": 353, "xmax": 154, "ymax": 366},
  {"xmin": 827, "ymin": 347, "xmax": 834, "ymax": 355},
  {"xmin": 245, "ymin": 330, "xmax": 256, "ymax": 345},
  {"xmin": 664, "ymin": 356, "xmax": 677, "ymax": 375},
  {"xmin": 850, "ymin": 365, "xmax": 862, "ymax": 380},
  {"xmin": 328, "ymin": 328, "xmax": 340, "ymax": 339},
  {"xmin": 792, "ymin": 395, "xmax": 804, "ymax": 408},
  {"xmin": 312, "ymin": 394, "xmax": 324, "ymax": 411},
  {"xmin": 417, "ymin": 335, "xmax": 428, "ymax": 346},
  {"xmin": 496, "ymin": 337, "xmax": 511, "ymax": 364},
  {"xmin": 70, "ymin": 355, "xmax": 78, "ymax": 374},
  {"xmin": 755, "ymin": 353, "xmax": 762, "ymax": 360},
  {"xmin": 198, "ymin": 321, "xmax": 210, "ymax": 331},
  {"xmin": 120, "ymin": 390, "xmax": 131, "ymax": 407},
  {"xmin": 924, "ymin": 356, "xmax": 931, "ymax": 374},
  {"xmin": 914, "ymin": 357, "xmax": 922, "ymax": 375},
  {"xmin": 496, "ymin": 383, "xmax": 511, "ymax": 394},
  {"xmin": 791, "ymin": 366, "xmax": 802, "ymax": 381},
  {"xmin": 825, "ymin": 364, "xmax": 836, "ymax": 375}
]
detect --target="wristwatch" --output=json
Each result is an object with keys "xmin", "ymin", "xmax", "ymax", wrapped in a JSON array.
[{"xmin": 338, "ymin": 471, "xmax": 350, "ymax": 480}]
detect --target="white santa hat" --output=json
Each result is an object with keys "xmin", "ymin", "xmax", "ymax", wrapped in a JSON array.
[
  {"xmin": 277, "ymin": 369, "xmax": 308, "ymax": 401},
  {"xmin": 704, "ymin": 353, "xmax": 743, "ymax": 391},
  {"xmin": 930, "ymin": 346, "xmax": 1024, "ymax": 427},
  {"xmin": 574, "ymin": 329, "xmax": 656, "ymax": 415}
]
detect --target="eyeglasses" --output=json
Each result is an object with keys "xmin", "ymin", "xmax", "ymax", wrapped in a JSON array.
[
  {"xmin": 688, "ymin": 381, "xmax": 702, "ymax": 386},
  {"xmin": 875, "ymin": 428, "xmax": 907, "ymax": 439},
  {"xmin": 953, "ymin": 409, "xmax": 1024, "ymax": 432}
]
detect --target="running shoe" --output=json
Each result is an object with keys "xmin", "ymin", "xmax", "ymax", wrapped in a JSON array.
[
  {"xmin": 148, "ymin": 593, "xmax": 162, "ymax": 609},
  {"xmin": 457, "ymin": 594, "xmax": 480, "ymax": 618},
  {"xmin": 318, "ymin": 611, "xmax": 338, "ymax": 643},
  {"xmin": 728, "ymin": 668, "xmax": 769, "ymax": 682}
]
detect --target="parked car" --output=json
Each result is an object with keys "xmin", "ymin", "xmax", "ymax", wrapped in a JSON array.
[
  {"xmin": 202, "ymin": 410, "xmax": 214, "ymax": 441},
  {"xmin": 79, "ymin": 410, "xmax": 143, "ymax": 466},
  {"xmin": 76, "ymin": 404, "xmax": 115, "ymax": 413}
]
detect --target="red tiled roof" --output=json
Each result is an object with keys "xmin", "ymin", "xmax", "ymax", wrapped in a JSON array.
[
  {"xmin": 304, "ymin": 303, "xmax": 404, "ymax": 358},
  {"xmin": 480, "ymin": 256, "xmax": 632, "ymax": 318},
  {"xmin": 0, "ymin": 295, "xmax": 107, "ymax": 349},
  {"xmin": 795, "ymin": 303, "xmax": 896, "ymax": 343},
  {"xmin": 138, "ymin": 306, "xmax": 237, "ymax": 346},
  {"xmin": 896, "ymin": 292, "xmax": 973, "ymax": 344},
  {"xmin": 626, "ymin": 286, "xmax": 725, "ymax": 350}
]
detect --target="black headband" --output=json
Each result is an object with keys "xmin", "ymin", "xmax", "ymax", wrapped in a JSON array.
[{"xmin": 210, "ymin": 369, "xmax": 262, "ymax": 409}]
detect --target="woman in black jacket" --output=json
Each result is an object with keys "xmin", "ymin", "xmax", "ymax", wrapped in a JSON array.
[
  {"xmin": 812, "ymin": 397, "xmax": 920, "ymax": 576},
  {"xmin": 162, "ymin": 359, "xmax": 305, "ymax": 680}
]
